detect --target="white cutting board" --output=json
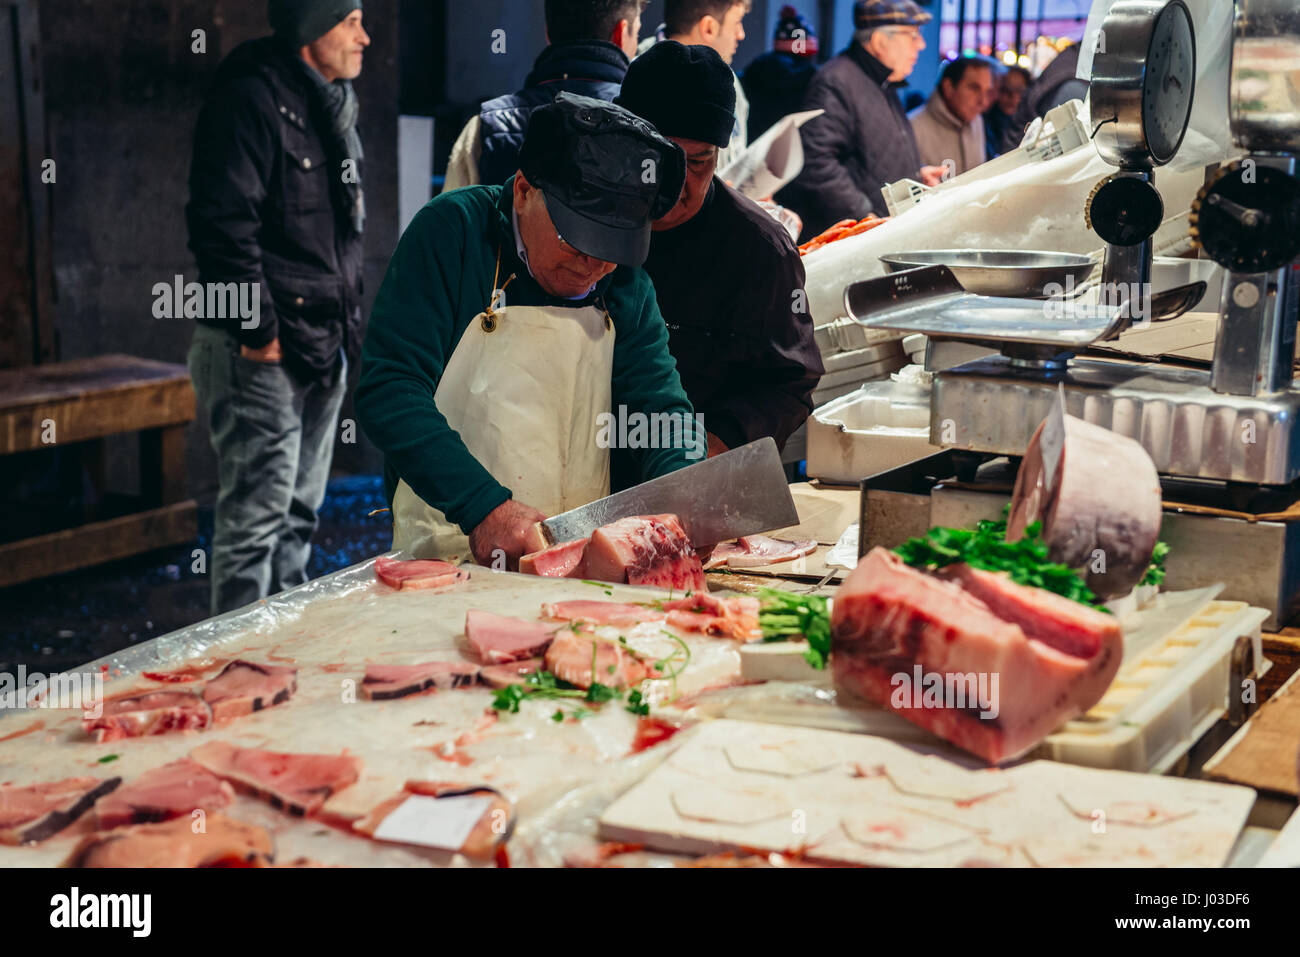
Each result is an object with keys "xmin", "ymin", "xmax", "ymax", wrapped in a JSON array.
[{"xmin": 598, "ymin": 719, "xmax": 1255, "ymax": 867}]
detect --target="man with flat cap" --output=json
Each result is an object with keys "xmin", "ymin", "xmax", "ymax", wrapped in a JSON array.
[
  {"xmin": 356, "ymin": 94, "xmax": 699, "ymax": 567},
  {"xmin": 614, "ymin": 41, "xmax": 823, "ymax": 475}
]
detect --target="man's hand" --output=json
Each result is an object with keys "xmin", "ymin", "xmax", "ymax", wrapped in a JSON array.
[
  {"xmin": 919, "ymin": 165, "xmax": 947, "ymax": 188},
  {"xmin": 240, "ymin": 338, "xmax": 283, "ymax": 363},
  {"xmin": 706, "ymin": 432, "xmax": 730, "ymax": 459},
  {"xmin": 469, "ymin": 498, "xmax": 549, "ymax": 570}
]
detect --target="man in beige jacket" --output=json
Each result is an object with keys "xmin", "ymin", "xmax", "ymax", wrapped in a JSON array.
[{"xmin": 909, "ymin": 56, "xmax": 995, "ymax": 179}]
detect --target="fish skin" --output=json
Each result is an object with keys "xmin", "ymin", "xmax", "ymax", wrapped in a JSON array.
[{"xmin": 0, "ymin": 776, "xmax": 122, "ymax": 845}]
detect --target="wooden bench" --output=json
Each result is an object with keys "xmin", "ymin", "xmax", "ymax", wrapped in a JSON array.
[{"xmin": 0, "ymin": 354, "xmax": 197, "ymax": 587}]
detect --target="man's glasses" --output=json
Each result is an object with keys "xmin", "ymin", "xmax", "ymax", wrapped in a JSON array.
[{"xmin": 884, "ymin": 27, "xmax": 924, "ymax": 46}]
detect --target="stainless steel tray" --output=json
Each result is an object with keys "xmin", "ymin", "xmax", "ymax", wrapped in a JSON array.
[
  {"xmin": 879, "ymin": 249, "xmax": 1097, "ymax": 298},
  {"xmin": 844, "ymin": 265, "xmax": 1125, "ymax": 350}
]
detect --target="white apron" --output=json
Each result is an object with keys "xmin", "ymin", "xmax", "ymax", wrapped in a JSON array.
[{"xmin": 392, "ymin": 258, "xmax": 615, "ymax": 562}]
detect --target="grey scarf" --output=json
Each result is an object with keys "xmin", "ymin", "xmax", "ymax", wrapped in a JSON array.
[{"xmin": 296, "ymin": 60, "xmax": 366, "ymax": 235}]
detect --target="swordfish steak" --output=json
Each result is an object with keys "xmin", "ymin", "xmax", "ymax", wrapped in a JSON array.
[
  {"xmin": 831, "ymin": 547, "xmax": 1122, "ymax": 765},
  {"xmin": 66, "ymin": 813, "xmax": 273, "ymax": 868},
  {"xmin": 83, "ymin": 690, "xmax": 212, "ymax": 742},
  {"xmin": 189, "ymin": 741, "xmax": 362, "ymax": 817},
  {"xmin": 0, "ymin": 776, "xmax": 121, "ymax": 845},
  {"xmin": 361, "ymin": 661, "xmax": 481, "ymax": 699},
  {"xmin": 202, "ymin": 660, "xmax": 298, "ymax": 721},
  {"xmin": 584, "ymin": 514, "xmax": 708, "ymax": 592},
  {"xmin": 519, "ymin": 538, "xmax": 589, "ymax": 578},
  {"xmin": 374, "ymin": 555, "xmax": 470, "ymax": 590},
  {"xmin": 465, "ymin": 609, "xmax": 558, "ymax": 664},
  {"xmin": 94, "ymin": 759, "xmax": 234, "ymax": 830}
]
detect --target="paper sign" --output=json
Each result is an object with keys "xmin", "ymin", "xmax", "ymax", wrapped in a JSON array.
[
  {"xmin": 720, "ymin": 109, "xmax": 824, "ymax": 200},
  {"xmin": 826, "ymin": 523, "xmax": 859, "ymax": 570},
  {"xmin": 1040, "ymin": 385, "xmax": 1067, "ymax": 494},
  {"xmin": 372, "ymin": 793, "xmax": 493, "ymax": 851}
]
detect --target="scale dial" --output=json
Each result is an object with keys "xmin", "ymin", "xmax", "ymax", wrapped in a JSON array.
[
  {"xmin": 1091, "ymin": 0, "xmax": 1197, "ymax": 168},
  {"xmin": 1190, "ymin": 161, "xmax": 1300, "ymax": 272},
  {"xmin": 1087, "ymin": 173, "xmax": 1165, "ymax": 246}
]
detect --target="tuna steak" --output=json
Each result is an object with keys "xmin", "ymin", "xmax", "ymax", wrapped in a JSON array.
[
  {"xmin": 520, "ymin": 538, "xmax": 589, "ymax": 578},
  {"xmin": 478, "ymin": 658, "xmax": 544, "ymax": 689},
  {"xmin": 1007, "ymin": 410, "xmax": 1162, "ymax": 599},
  {"xmin": 66, "ymin": 813, "xmax": 274, "ymax": 868},
  {"xmin": 465, "ymin": 609, "xmax": 558, "ymax": 664},
  {"xmin": 361, "ymin": 661, "xmax": 481, "ymax": 699},
  {"xmin": 544, "ymin": 632, "xmax": 657, "ymax": 690},
  {"xmin": 189, "ymin": 741, "xmax": 362, "ymax": 817},
  {"xmin": 83, "ymin": 690, "xmax": 212, "ymax": 743},
  {"xmin": 831, "ymin": 547, "xmax": 1122, "ymax": 765},
  {"xmin": 94, "ymin": 759, "xmax": 234, "ymax": 830},
  {"xmin": 585, "ymin": 514, "xmax": 708, "ymax": 592},
  {"xmin": 202, "ymin": 660, "xmax": 297, "ymax": 720},
  {"xmin": 0, "ymin": 776, "xmax": 121, "ymax": 845},
  {"xmin": 374, "ymin": 555, "xmax": 470, "ymax": 590}
]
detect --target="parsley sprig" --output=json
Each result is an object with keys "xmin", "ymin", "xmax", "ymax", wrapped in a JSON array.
[{"xmin": 756, "ymin": 588, "xmax": 832, "ymax": 670}]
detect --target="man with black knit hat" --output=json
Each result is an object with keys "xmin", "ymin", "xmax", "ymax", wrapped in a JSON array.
[
  {"xmin": 741, "ymin": 5, "xmax": 821, "ymax": 141},
  {"xmin": 357, "ymin": 94, "xmax": 703, "ymax": 567},
  {"xmin": 443, "ymin": 0, "xmax": 648, "ymax": 191},
  {"xmin": 614, "ymin": 41, "xmax": 823, "ymax": 477},
  {"xmin": 185, "ymin": 1, "xmax": 369, "ymax": 614}
]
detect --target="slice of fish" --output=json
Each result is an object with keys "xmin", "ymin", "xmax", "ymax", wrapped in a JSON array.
[
  {"xmin": 703, "ymin": 535, "xmax": 818, "ymax": 569},
  {"xmin": 661, "ymin": 593, "xmax": 762, "ymax": 641},
  {"xmin": 478, "ymin": 658, "xmax": 544, "ymax": 689},
  {"xmin": 544, "ymin": 632, "xmax": 657, "ymax": 690},
  {"xmin": 202, "ymin": 660, "xmax": 298, "ymax": 720},
  {"xmin": 520, "ymin": 538, "xmax": 589, "ymax": 577},
  {"xmin": 94, "ymin": 759, "xmax": 234, "ymax": 830},
  {"xmin": 540, "ymin": 600, "xmax": 664, "ymax": 628},
  {"xmin": 0, "ymin": 776, "xmax": 121, "ymax": 845},
  {"xmin": 374, "ymin": 555, "xmax": 470, "ymax": 590},
  {"xmin": 83, "ymin": 690, "xmax": 212, "ymax": 743},
  {"xmin": 585, "ymin": 514, "xmax": 708, "ymax": 593},
  {"xmin": 361, "ymin": 661, "xmax": 481, "ymax": 700},
  {"xmin": 189, "ymin": 740, "xmax": 362, "ymax": 817},
  {"xmin": 465, "ymin": 609, "xmax": 558, "ymax": 664},
  {"xmin": 65, "ymin": 813, "xmax": 274, "ymax": 868}
]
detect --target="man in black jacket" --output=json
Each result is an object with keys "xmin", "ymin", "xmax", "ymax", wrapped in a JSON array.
[
  {"xmin": 779, "ymin": 0, "xmax": 945, "ymax": 241},
  {"xmin": 615, "ymin": 42, "xmax": 823, "ymax": 477},
  {"xmin": 741, "ymin": 4, "xmax": 820, "ymax": 142},
  {"xmin": 185, "ymin": 0, "xmax": 368, "ymax": 614},
  {"xmin": 443, "ymin": 0, "xmax": 647, "ymax": 190}
]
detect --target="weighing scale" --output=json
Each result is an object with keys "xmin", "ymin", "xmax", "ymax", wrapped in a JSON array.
[{"xmin": 846, "ymin": 0, "xmax": 1300, "ymax": 487}]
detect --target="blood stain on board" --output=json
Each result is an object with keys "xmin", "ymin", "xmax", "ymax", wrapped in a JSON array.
[
  {"xmin": 0, "ymin": 719, "xmax": 45, "ymax": 744},
  {"xmin": 629, "ymin": 717, "xmax": 680, "ymax": 754}
]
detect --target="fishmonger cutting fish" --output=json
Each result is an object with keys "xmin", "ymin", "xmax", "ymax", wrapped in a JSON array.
[{"xmin": 356, "ymin": 94, "xmax": 703, "ymax": 568}]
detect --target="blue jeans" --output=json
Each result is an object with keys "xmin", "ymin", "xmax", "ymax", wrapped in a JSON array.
[{"xmin": 188, "ymin": 325, "xmax": 347, "ymax": 615}]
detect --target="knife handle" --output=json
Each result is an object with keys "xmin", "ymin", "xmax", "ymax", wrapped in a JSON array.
[{"xmin": 522, "ymin": 522, "xmax": 551, "ymax": 557}]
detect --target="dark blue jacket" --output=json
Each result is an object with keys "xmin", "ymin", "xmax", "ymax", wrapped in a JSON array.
[{"xmin": 477, "ymin": 40, "xmax": 629, "ymax": 185}]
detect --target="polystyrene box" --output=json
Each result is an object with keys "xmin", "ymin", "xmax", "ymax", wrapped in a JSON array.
[{"xmin": 806, "ymin": 380, "xmax": 941, "ymax": 484}]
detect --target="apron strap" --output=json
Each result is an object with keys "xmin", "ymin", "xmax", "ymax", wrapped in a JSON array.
[{"xmin": 483, "ymin": 246, "xmax": 517, "ymax": 332}]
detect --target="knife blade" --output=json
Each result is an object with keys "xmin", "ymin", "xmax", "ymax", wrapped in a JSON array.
[{"xmin": 538, "ymin": 437, "xmax": 798, "ymax": 548}]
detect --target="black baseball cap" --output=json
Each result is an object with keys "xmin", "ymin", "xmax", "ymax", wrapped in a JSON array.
[{"xmin": 519, "ymin": 93, "xmax": 686, "ymax": 267}]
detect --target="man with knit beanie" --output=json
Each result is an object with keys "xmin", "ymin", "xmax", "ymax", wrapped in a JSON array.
[
  {"xmin": 614, "ymin": 41, "xmax": 823, "ymax": 480},
  {"xmin": 638, "ymin": 1, "xmax": 752, "ymax": 170},
  {"xmin": 185, "ymin": 2, "xmax": 369, "ymax": 614},
  {"xmin": 741, "ymin": 5, "xmax": 821, "ymax": 141}
]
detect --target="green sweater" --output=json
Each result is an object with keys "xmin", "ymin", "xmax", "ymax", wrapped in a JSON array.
[{"xmin": 356, "ymin": 177, "xmax": 697, "ymax": 535}]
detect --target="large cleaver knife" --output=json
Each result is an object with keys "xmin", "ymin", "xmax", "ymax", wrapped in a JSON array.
[{"xmin": 535, "ymin": 437, "xmax": 798, "ymax": 549}]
